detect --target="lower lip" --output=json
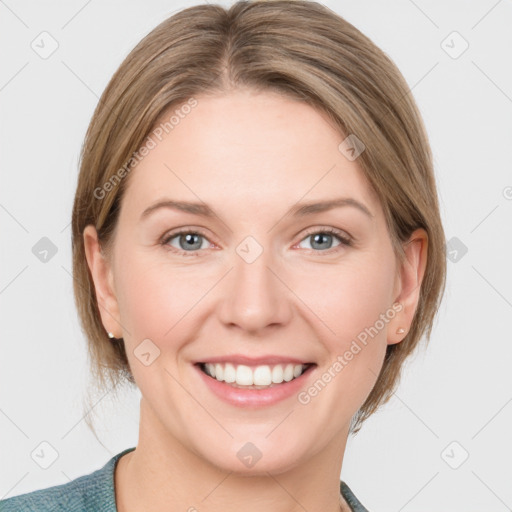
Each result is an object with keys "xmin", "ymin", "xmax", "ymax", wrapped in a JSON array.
[{"xmin": 194, "ymin": 364, "xmax": 315, "ymax": 407}]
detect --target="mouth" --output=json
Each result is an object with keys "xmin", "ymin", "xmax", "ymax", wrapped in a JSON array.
[{"xmin": 196, "ymin": 361, "xmax": 316, "ymax": 389}]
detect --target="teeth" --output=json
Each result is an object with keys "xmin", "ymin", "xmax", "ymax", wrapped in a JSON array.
[
  {"xmin": 272, "ymin": 365, "xmax": 284, "ymax": 384},
  {"xmin": 215, "ymin": 363, "xmax": 223, "ymax": 381},
  {"xmin": 252, "ymin": 365, "xmax": 270, "ymax": 385},
  {"xmin": 203, "ymin": 362, "xmax": 307, "ymax": 386},
  {"xmin": 237, "ymin": 365, "xmax": 254, "ymax": 385},
  {"xmin": 223, "ymin": 363, "xmax": 236, "ymax": 383}
]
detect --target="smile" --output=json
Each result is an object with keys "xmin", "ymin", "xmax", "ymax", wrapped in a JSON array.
[{"xmin": 199, "ymin": 362, "xmax": 313, "ymax": 388}]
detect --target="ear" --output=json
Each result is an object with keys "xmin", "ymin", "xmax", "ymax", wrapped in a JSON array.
[
  {"xmin": 388, "ymin": 228, "xmax": 428, "ymax": 345},
  {"xmin": 83, "ymin": 225, "xmax": 122, "ymax": 338}
]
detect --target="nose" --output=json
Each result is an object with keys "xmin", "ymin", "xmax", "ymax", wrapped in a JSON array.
[{"xmin": 217, "ymin": 243, "xmax": 293, "ymax": 335}]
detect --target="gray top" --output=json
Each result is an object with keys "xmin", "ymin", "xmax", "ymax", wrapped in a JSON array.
[{"xmin": 0, "ymin": 447, "xmax": 370, "ymax": 511}]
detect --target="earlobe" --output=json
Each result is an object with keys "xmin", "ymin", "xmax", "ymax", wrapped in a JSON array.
[
  {"xmin": 83, "ymin": 225, "xmax": 121, "ymax": 338},
  {"xmin": 388, "ymin": 228, "xmax": 428, "ymax": 345}
]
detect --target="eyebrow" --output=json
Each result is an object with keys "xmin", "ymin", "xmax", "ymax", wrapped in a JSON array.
[{"xmin": 140, "ymin": 197, "xmax": 374, "ymax": 221}]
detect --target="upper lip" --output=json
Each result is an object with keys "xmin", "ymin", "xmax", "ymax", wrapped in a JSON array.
[{"xmin": 195, "ymin": 354, "xmax": 314, "ymax": 366}]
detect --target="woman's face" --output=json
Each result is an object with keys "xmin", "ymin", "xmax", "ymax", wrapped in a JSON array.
[{"xmin": 85, "ymin": 88, "xmax": 424, "ymax": 474}]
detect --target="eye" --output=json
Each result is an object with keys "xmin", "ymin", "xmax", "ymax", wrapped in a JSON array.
[
  {"xmin": 296, "ymin": 227, "xmax": 352, "ymax": 254},
  {"xmin": 160, "ymin": 226, "xmax": 352, "ymax": 257},
  {"xmin": 161, "ymin": 229, "xmax": 212, "ymax": 257}
]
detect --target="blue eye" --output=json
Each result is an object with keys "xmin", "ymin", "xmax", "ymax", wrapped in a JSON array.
[
  {"xmin": 297, "ymin": 227, "xmax": 352, "ymax": 252},
  {"xmin": 161, "ymin": 227, "xmax": 352, "ymax": 257},
  {"xmin": 161, "ymin": 230, "xmax": 210, "ymax": 256}
]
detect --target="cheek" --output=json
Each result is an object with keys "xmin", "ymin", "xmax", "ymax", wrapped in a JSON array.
[
  {"xmin": 115, "ymin": 251, "xmax": 211, "ymax": 342},
  {"xmin": 114, "ymin": 255, "xmax": 208, "ymax": 393},
  {"xmin": 293, "ymin": 287, "xmax": 393, "ymax": 431},
  {"xmin": 295, "ymin": 253, "xmax": 396, "ymax": 345},
  {"xmin": 294, "ymin": 251, "xmax": 396, "ymax": 407},
  {"xmin": 322, "ymin": 253, "xmax": 396, "ymax": 399}
]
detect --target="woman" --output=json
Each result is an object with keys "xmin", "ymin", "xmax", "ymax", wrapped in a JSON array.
[{"xmin": 0, "ymin": 1, "xmax": 446, "ymax": 510}]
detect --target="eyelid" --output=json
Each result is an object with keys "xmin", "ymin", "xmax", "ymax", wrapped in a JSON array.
[
  {"xmin": 160, "ymin": 226, "xmax": 211, "ymax": 244},
  {"xmin": 298, "ymin": 226, "xmax": 353, "ymax": 245},
  {"xmin": 160, "ymin": 227, "xmax": 216, "ymax": 252}
]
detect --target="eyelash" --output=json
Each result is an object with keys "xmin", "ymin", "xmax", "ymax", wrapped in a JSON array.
[{"xmin": 160, "ymin": 227, "xmax": 353, "ymax": 257}]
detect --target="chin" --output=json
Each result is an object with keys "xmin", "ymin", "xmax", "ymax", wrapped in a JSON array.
[{"xmin": 194, "ymin": 435, "xmax": 308, "ymax": 476}]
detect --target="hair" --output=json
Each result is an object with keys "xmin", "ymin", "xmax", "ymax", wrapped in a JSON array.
[{"xmin": 71, "ymin": 0, "xmax": 446, "ymax": 436}]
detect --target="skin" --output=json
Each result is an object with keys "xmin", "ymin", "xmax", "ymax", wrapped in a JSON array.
[{"xmin": 84, "ymin": 88, "xmax": 428, "ymax": 512}]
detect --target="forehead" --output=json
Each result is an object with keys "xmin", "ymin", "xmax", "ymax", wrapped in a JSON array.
[{"xmin": 121, "ymin": 89, "xmax": 379, "ymax": 220}]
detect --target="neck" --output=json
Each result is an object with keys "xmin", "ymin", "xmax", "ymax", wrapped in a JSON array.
[{"xmin": 115, "ymin": 398, "xmax": 352, "ymax": 512}]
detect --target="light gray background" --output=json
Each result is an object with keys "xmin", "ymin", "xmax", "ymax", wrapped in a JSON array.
[{"xmin": 1, "ymin": 1, "xmax": 511, "ymax": 510}]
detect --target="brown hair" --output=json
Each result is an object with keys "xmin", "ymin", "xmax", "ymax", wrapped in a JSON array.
[{"xmin": 71, "ymin": 0, "xmax": 446, "ymax": 435}]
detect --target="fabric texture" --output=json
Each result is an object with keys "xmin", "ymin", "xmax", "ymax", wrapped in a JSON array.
[{"xmin": 0, "ymin": 447, "xmax": 370, "ymax": 511}]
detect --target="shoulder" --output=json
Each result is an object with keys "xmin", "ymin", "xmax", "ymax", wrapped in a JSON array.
[
  {"xmin": 0, "ymin": 447, "xmax": 136, "ymax": 512},
  {"xmin": 0, "ymin": 475, "xmax": 94, "ymax": 512},
  {"xmin": 340, "ymin": 480, "xmax": 371, "ymax": 512}
]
